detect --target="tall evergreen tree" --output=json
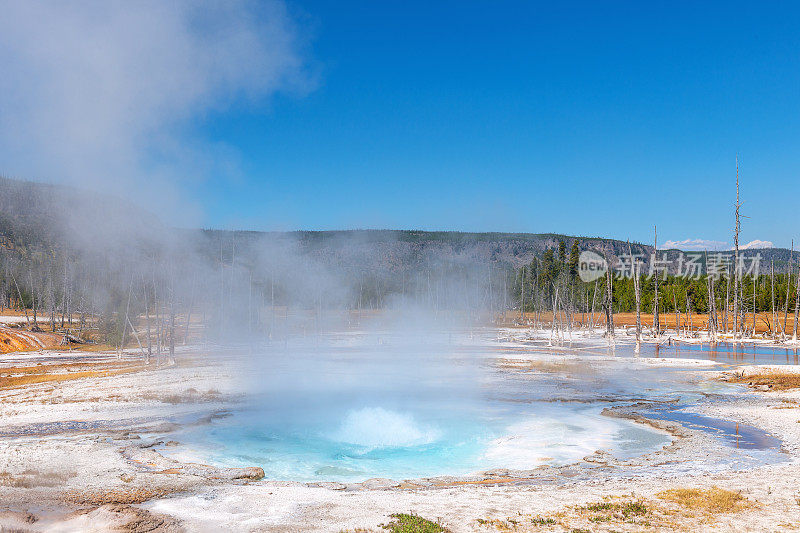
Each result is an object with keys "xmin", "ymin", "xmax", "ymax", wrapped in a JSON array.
[{"xmin": 568, "ymin": 241, "xmax": 580, "ymax": 282}]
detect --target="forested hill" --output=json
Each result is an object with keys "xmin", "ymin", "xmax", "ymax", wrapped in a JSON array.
[
  {"xmin": 0, "ymin": 176, "xmax": 794, "ymax": 273},
  {"xmin": 0, "ymin": 176, "xmax": 795, "ymax": 342},
  {"xmin": 0, "ymin": 176, "xmax": 159, "ymax": 251}
]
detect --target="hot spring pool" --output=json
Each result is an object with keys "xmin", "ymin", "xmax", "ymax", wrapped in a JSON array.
[
  {"xmin": 159, "ymin": 380, "xmax": 671, "ymax": 482},
  {"xmin": 163, "ymin": 398, "xmax": 671, "ymax": 482},
  {"xmin": 157, "ymin": 330, "xmax": 752, "ymax": 482}
]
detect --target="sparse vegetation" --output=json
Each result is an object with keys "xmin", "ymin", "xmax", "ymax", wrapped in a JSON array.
[
  {"xmin": 0, "ymin": 469, "xmax": 75, "ymax": 488},
  {"xmin": 585, "ymin": 502, "xmax": 614, "ymax": 512},
  {"xmin": 657, "ymin": 486, "xmax": 749, "ymax": 513},
  {"xmin": 474, "ymin": 490, "xmax": 756, "ymax": 532},
  {"xmin": 63, "ymin": 487, "xmax": 173, "ymax": 505},
  {"xmin": 583, "ymin": 499, "xmax": 648, "ymax": 518},
  {"xmin": 379, "ymin": 513, "xmax": 448, "ymax": 533},
  {"xmin": 0, "ymin": 472, "xmax": 28, "ymax": 488},
  {"xmin": 475, "ymin": 517, "xmax": 523, "ymax": 531},
  {"xmin": 0, "ymin": 363, "xmax": 144, "ymax": 390},
  {"xmin": 727, "ymin": 371, "xmax": 800, "ymax": 391}
]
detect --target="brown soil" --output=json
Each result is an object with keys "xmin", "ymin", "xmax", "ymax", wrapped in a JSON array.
[
  {"xmin": 0, "ymin": 325, "xmax": 62, "ymax": 353},
  {"xmin": 0, "ymin": 362, "xmax": 146, "ymax": 390}
]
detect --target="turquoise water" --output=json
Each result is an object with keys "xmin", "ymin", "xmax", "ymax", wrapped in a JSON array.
[
  {"xmin": 170, "ymin": 401, "xmax": 669, "ymax": 482},
  {"xmin": 162, "ymin": 329, "xmax": 792, "ymax": 482},
  {"xmin": 164, "ymin": 330, "xmax": 677, "ymax": 481}
]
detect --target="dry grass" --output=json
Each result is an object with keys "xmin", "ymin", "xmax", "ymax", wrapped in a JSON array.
[
  {"xmin": 475, "ymin": 490, "xmax": 755, "ymax": 532},
  {"xmin": 0, "ymin": 472, "xmax": 29, "ymax": 488},
  {"xmin": 0, "ymin": 364, "xmax": 145, "ymax": 390},
  {"xmin": 496, "ymin": 359, "xmax": 586, "ymax": 375},
  {"xmin": 657, "ymin": 486, "xmax": 749, "ymax": 513},
  {"xmin": 62, "ymin": 487, "xmax": 173, "ymax": 505},
  {"xmin": 140, "ymin": 387, "xmax": 223, "ymax": 404},
  {"xmin": 0, "ymin": 469, "xmax": 76, "ymax": 488},
  {"xmin": 500, "ymin": 310, "xmax": 795, "ymax": 334},
  {"xmin": 727, "ymin": 372, "xmax": 800, "ymax": 391}
]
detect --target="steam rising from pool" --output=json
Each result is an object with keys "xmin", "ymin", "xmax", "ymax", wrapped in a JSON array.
[
  {"xmin": 331, "ymin": 408, "xmax": 441, "ymax": 449},
  {"xmin": 162, "ymin": 324, "xmax": 677, "ymax": 482}
]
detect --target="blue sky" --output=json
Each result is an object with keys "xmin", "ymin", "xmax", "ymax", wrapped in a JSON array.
[
  {"xmin": 192, "ymin": 1, "xmax": 800, "ymax": 247},
  {"xmin": 3, "ymin": 2, "xmax": 799, "ymax": 248}
]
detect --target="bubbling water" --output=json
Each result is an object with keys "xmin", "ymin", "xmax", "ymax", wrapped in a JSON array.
[
  {"xmin": 164, "ymin": 399, "xmax": 669, "ymax": 482},
  {"xmin": 330, "ymin": 407, "xmax": 441, "ymax": 449}
]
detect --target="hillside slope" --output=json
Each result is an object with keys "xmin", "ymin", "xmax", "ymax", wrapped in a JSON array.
[{"xmin": 0, "ymin": 177, "xmax": 792, "ymax": 273}]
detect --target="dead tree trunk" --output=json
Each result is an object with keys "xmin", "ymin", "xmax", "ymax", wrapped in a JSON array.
[
  {"xmin": 724, "ymin": 267, "xmax": 730, "ymax": 333},
  {"xmin": 604, "ymin": 263, "xmax": 614, "ymax": 338},
  {"xmin": 28, "ymin": 271, "xmax": 37, "ymax": 326},
  {"xmin": 793, "ymin": 261, "xmax": 800, "ymax": 342},
  {"xmin": 629, "ymin": 243, "xmax": 642, "ymax": 345},
  {"xmin": 519, "ymin": 265, "xmax": 525, "ymax": 324},
  {"xmin": 169, "ymin": 265, "xmax": 176, "ymax": 363},
  {"xmin": 183, "ymin": 276, "xmax": 195, "ymax": 345},
  {"xmin": 706, "ymin": 252, "xmax": 717, "ymax": 342},
  {"xmin": 752, "ymin": 274, "xmax": 757, "ymax": 337},
  {"xmin": 733, "ymin": 156, "xmax": 741, "ymax": 339},
  {"xmin": 673, "ymin": 288, "xmax": 680, "ymax": 334},
  {"xmin": 10, "ymin": 272, "xmax": 30, "ymax": 326},
  {"xmin": 771, "ymin": 259, "xmax": 777, "ymax": 340},
  {"xmin": 653, "ymin": 226, "xmax": 660, "ymax": 336},
  {"xmin": 144, "ymin": 276, "xmax": 152, "ymax": 363},
  {"xmin": 785, "ymin": 240, "xmax": 793, "ymax": 336},
  {"xmin": 118, "ymin": 278, "xmax": 133, "ymax": 360},
  {"xmin": 550, "ymin": 286, "xmax": 559, "ymax": 344}
]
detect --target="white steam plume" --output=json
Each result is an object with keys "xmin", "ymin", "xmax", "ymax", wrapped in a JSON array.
[{"xmin": 0, "ymin": 0, "xmax": 313, "ymax": 224}]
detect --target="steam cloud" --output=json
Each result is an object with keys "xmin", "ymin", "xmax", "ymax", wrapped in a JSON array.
[
  {"xmin": 0, "ymin": 0, "xmax": 312, "ymax": 225},
  {"xmin": 0, "ymin": 5, "xmax": 504, "ymax": 446}
]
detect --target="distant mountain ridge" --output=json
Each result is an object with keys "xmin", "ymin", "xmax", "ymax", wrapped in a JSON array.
[{"xmin": 0, "ymin": 177, "xmax": 794, "ymax": 274}]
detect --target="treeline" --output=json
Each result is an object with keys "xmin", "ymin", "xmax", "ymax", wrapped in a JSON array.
[
  {"xmin": 0, "ymin": 226, "xmax": 514, "ymax": 351},
  {"xmin": 511, "ymin": 239, "xmax": 800, "ymax": 319}
]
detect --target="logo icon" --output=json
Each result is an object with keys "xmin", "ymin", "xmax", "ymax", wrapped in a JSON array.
[{"xmin": 578, "ymin": 251, "xmax": 608, "ymax": 282}]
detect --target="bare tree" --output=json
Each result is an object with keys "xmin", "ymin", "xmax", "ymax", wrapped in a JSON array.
[
  {"xmin": 785, "ymin": 240, "xmax": 794, "ymax": 337},
  {"xmin": 705, "ymin": 251, "xmax": 717, "ymax": 342},
  {"xmin": 794, "ymin": 261, "xmax": 800, "ymax": 342},
  {"xmin": 770, "ymin": 259, "xmax": 777, "ymax": 340},
  {"xmin": 9, "ymin": 271, "xmax": 30, "ymax": 326},
  {"xmin": 604, "ymin": 258, "xmax": 614, "ymax": 339},
  {"xmin": 628, "ymin": 242, "xmax": 642, "ymax": 347},
  {"xmin": 733, "ymin": 156, "xmax": 741, "ymax": 339},
  {"xmin": 653, "ymin": 226, "xmax": 660, "ymax": 336}
]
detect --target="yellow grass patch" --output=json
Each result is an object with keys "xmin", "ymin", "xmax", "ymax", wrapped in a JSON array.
[
  {"xmin": 63, "ymin": 487, "xmax": 173, "ymax": 505},
  {"xmin": 728, "ymin": 372, "xmax": 800, "ymax": 391},
  {"xmin": 657, "ymin": 486, "xmax": 749, "ymax": 513},
  {"xmin": 0, "ymin": 364, "xmax": 145, "ymax": 389}
]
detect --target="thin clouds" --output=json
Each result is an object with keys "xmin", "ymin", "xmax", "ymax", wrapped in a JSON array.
[
  {"xmin": 0, "ymin": 0, "xmax": 313, "ymax": 224},
  {"xmin": 660, "ymin": 238, "xmax": 728, "ymax": 251},
  {"xmin": 660, "ymin": 238, "xmax": 775, "ymax": 251},
  {"xmin": 738, "ymin": 239, "xmax": 774, "ymax": 250}
]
